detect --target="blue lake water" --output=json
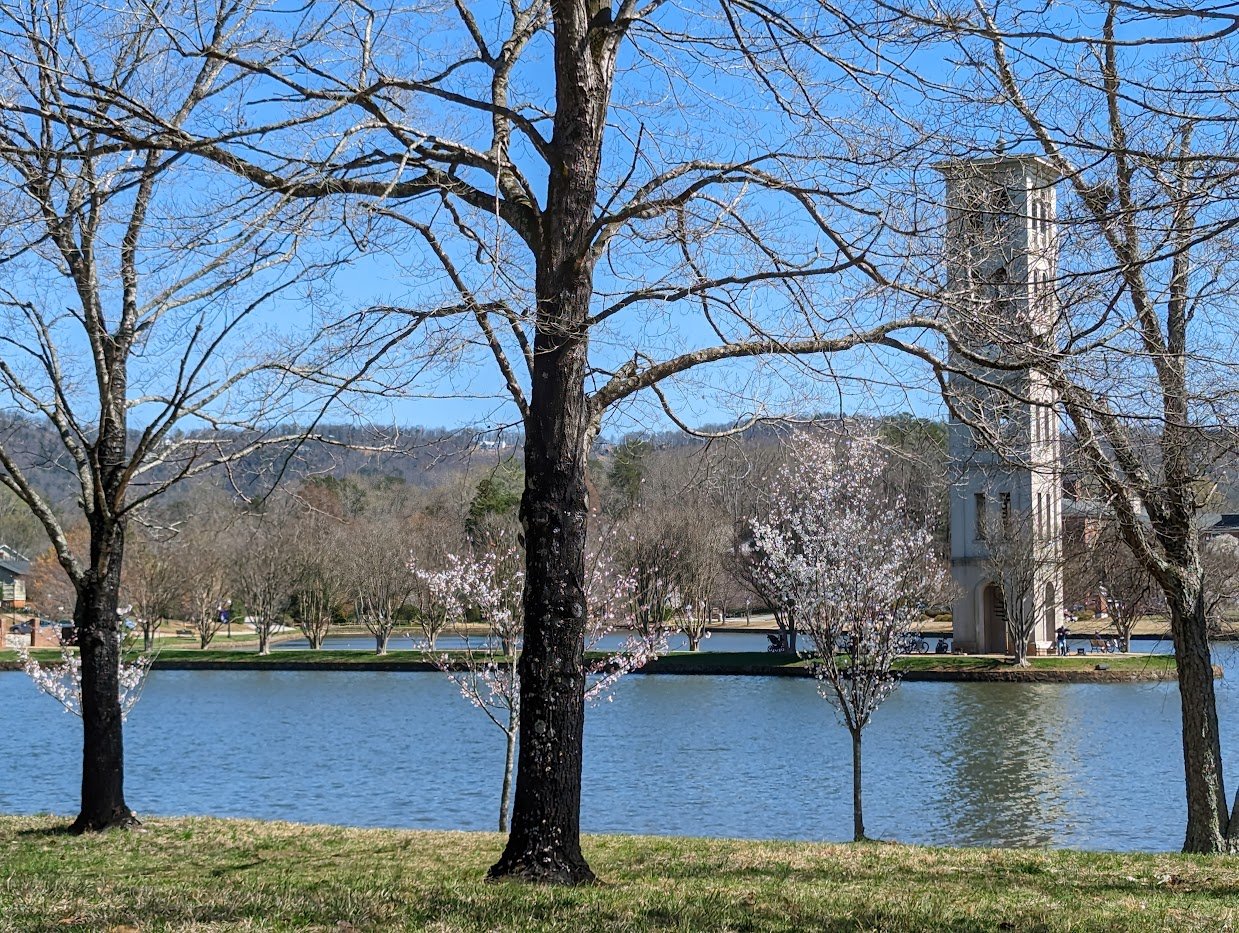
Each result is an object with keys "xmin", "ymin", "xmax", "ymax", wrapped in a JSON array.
[{"xmin": 1, "ymin": 644, "xmax": 1235, "ymax": 850}]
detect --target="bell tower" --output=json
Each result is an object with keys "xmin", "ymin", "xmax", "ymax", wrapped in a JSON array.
[{"xmin": 937, "ymin": 154, "xmax": 1063, "ymax": 655}]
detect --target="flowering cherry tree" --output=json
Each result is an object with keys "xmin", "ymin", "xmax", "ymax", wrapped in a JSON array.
[
  {"xmin": 17, "ymin": 645, "xmax": 152, "ymax": 722},
  {"xmin": 420, "ymin": 547, "xmax": 525, "ymax": 832},
  {"xmin": 751, "ymin": 431, "xmax": 949, "ymax": 842},
  {"xmin": 423, "ymin": 533, "xmax": 662, "ymax": 831}
]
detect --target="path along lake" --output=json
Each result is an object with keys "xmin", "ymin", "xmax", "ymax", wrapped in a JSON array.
[{"xmin": 3, "ymin": 637, "xmax": 1237, "ymax": 851}]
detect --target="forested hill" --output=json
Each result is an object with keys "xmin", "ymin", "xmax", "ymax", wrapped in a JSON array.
[
  {"xmin": 1, "ymin": 412, "xmax": 1234, "ymax": 524},
  {"xmin": 0, "ymin": 417, "xmax": 498, "ymax": 512}
]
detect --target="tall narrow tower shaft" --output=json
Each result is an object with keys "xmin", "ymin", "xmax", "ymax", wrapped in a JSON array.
[{"xmin": 938, "ymin": 154, "xmax": 1063, "ymax": 656}]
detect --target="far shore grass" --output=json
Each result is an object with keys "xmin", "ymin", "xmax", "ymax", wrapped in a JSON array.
[
  {"xmin": 2, "ymin": 816, "xmax": 1238, "ymax": 931},
  {"xmin": 0, "ymin": 647, "xmax": 1185, "ymax": 680}
]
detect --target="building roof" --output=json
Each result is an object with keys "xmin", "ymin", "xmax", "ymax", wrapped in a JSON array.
[
  {"xmin": 0, "ymin": 557, "xmax": 29, "ymax": 578},
  {"xmin": 933, "ymin": 153, "xmax": 1062, "ymax": 184},
  {"xmin": 1061, "ymin": 500, "xmax": 1239, "ymax": 536},
  {"xmin": 1201, "ymin": 513, "xmax": 1239, "ymax": 536}
]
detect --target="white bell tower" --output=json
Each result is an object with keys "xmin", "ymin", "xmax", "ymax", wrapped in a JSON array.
[{"xmin": 937, "ymin": 154, "xmax": 1063, "ymax": 655}]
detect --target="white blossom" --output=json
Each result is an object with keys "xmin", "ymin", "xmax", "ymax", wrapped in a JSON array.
[
  {"xmin": 16, "ymin": 645, "xmax": 154, "ymax": 722},
  {"xmin": 750, "ymin": 431, "xmax": 950, "ymax": 732}
]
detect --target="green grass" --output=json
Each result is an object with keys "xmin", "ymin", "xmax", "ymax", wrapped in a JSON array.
[
  {"xmin": 893, "ymin": 653, "xmax": 1179, "ymax": 673},
  {"xmin": 640, "ymin": 651, "xmax": 1179, "ymax": 678},
  {"xmin": 0, "ymin": 648, "xmax": 1183, "ymax": 680},
  {"xmin": 1, "ymin": 816, "xmax": 1237, "ymax": 931}
]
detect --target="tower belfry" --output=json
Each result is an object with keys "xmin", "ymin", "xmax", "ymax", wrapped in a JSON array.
[{"xmin": 937, "ymin": 154, "xmax": 1063, "ymax": 655}]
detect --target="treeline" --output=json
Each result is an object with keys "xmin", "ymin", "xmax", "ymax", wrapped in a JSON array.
[{"xmin": 16, "ymin": 416, "xmax": 952, "ymax": 652}]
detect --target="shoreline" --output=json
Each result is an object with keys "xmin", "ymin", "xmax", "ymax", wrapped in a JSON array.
[{"xmin": 0, "ymin": 649, "xmax": 1197, "ymax": 682}]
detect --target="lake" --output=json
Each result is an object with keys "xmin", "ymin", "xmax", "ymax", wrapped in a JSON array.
[{"xmin": 2, "ymin": 644, "xmax": 1235, "ymax": 850}]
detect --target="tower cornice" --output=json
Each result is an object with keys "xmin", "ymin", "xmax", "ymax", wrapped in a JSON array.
[{"xmin": 933, "ymin": 154, "xmax": 1061, "ymax": 186}]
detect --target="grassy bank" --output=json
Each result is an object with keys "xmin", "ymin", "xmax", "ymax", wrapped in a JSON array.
[
  {"xmin": 641, "ymin": 651, "xmax": 1182, "ymax": 681},
  {"xmin": 1, "ymin": 817, "xmax": 1237, "ymax": 931},
  {"xmin": 0, "ymin": 648, "xmax": 1186, "ymax": 680}
]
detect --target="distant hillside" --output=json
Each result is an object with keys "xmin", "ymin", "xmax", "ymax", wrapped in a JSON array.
[{"xmin": 0, "ymin": 415, "xmax": 512, "ymax": 512}]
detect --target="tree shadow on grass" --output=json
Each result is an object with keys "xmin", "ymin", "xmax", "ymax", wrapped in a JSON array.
[{"xmin": 16, "ymin": 824, "xmax": 75, "ymax": 838}]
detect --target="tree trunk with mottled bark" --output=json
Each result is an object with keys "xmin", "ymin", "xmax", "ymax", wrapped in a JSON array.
[
  {"xmin": 71, "ymin": 523, "xmax": 137, "ymax": 833},
  {"xmin": 487, "ymin": 0, "xmax": 615, "ymax": 886},
  {"xmin": 1167, "ymin": 581, "xmax": 1230, "ymax": 852},
  {"xmin": 488, "ymin": 325, "xmax": 595, "ymax": 882}
]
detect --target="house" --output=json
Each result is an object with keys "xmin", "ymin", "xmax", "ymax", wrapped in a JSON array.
[
  {"xmin": 0, "ymin": 544, "xmax": 30, "ymax": 609},
  {"xmin": 1201, "ymin": 513, "xmax": 1239, "ymax": 539}
]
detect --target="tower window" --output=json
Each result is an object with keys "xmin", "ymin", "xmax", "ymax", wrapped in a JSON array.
[
  {"xmin": 1001, "ymin": 492, "xmax": 1012, "ymax": 528},
  {"xmin": 975, "ymin": 492, "xmax": 988, "ymax": 541}
]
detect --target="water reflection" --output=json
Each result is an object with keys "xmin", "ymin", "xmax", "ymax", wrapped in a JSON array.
[{"xmin": 934, "ymin": 685, "xmax": 1071, "ymax": 846}]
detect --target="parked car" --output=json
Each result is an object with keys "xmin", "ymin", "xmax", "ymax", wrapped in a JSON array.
[{"xmin": 9, "ymin": 621, "xmax": 32, "ymax": 635}]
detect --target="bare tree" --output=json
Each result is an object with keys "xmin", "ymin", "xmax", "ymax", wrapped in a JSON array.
[
  {"xmin": 0, "ymin": 3, "xmax": 372, "ymax": 830},
  {"xmin": 349, "ymin": 514, "xmax": 416, "ymax": 655},
  {"xmin": 669, "ymin": 508, "xmax": 729, "ymax": 652},
  {"xmin": 1067, "ymin": 520, "xmax": 1162, "ymax": 653},
  {"xmin": 235, "ymin": 509, "xmax": 299, "ymax": 656},
  {"xmin": 982, "ymin": 511, "xmax": 1055, "ymax": 666},
  {"xmin": 289, "ymin": 514, "xmax": 346, "ymax": 651},
  {"xmin": 171, "ymin": 520, "xmax": 232, "ymax": 651},
  {"xmin": 102, "ymin": 2, "xmax": 938, "ymax": 881},
  {"xmin": 1203, "ymin": 535, "xmax": 1239, "ymax": 636},
  {"xmin": 123, "ymin": 530, "xmax": 180, "ymax": 652},
  {"xmin": 813, "ymin": 0, "xmax": 1239, "ymax": 853},
  {"xmin": 617, "ymin": 516, "xmax": 679, "ymax": 649}
]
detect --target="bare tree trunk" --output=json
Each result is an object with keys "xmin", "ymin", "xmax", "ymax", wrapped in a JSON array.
[
  {"xmin": 71, "ymin": 528, "xmax": 137, "ymax": 832},
  {"xmin": 851, "ymin": 729, "xmax": 865, "ymax": 843},
  {"xmin": 143, "ymin": 629, "xmax": 152, "ymax": 653},
  {"xmin": 487, "ymin": 3, "xmax": 614, "ymax": 879},
  {"xmin": 1168, "ymin": 583, "xmax": 1230, "ymax": 852},
  {"xmin": 376, "ymin": 631, "xmax": 389, "ymax": 656},
  {"xmin": 258, "ymin": 627, "xmax": 270, "ymax": 656},
  {"xmin": 489, "ymin": 331, "xmax": 594, "ymax": 882},
  {"xmin": 688, "ymin": 633, "xmax": 701, "ymax": 651},
  {"xmin": 500, "ymin": 725, "xmax": 517, "ymax": 834}
]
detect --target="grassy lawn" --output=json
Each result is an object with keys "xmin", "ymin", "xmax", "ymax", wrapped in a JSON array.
[
  {"xmin": 893, "ymin": 653, "xmax": 1179, "ymax": 674},
  {"xmin": 1, "ymin": 816, "xmax": 1237, "ymax": 931},
  {"xmin": 0, "ymin": 648, "xmax": 1184, "ymax": 680},
  {"xmin": 640, "ymin": 651, "xmax": 1180, "ymax": 678}
]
